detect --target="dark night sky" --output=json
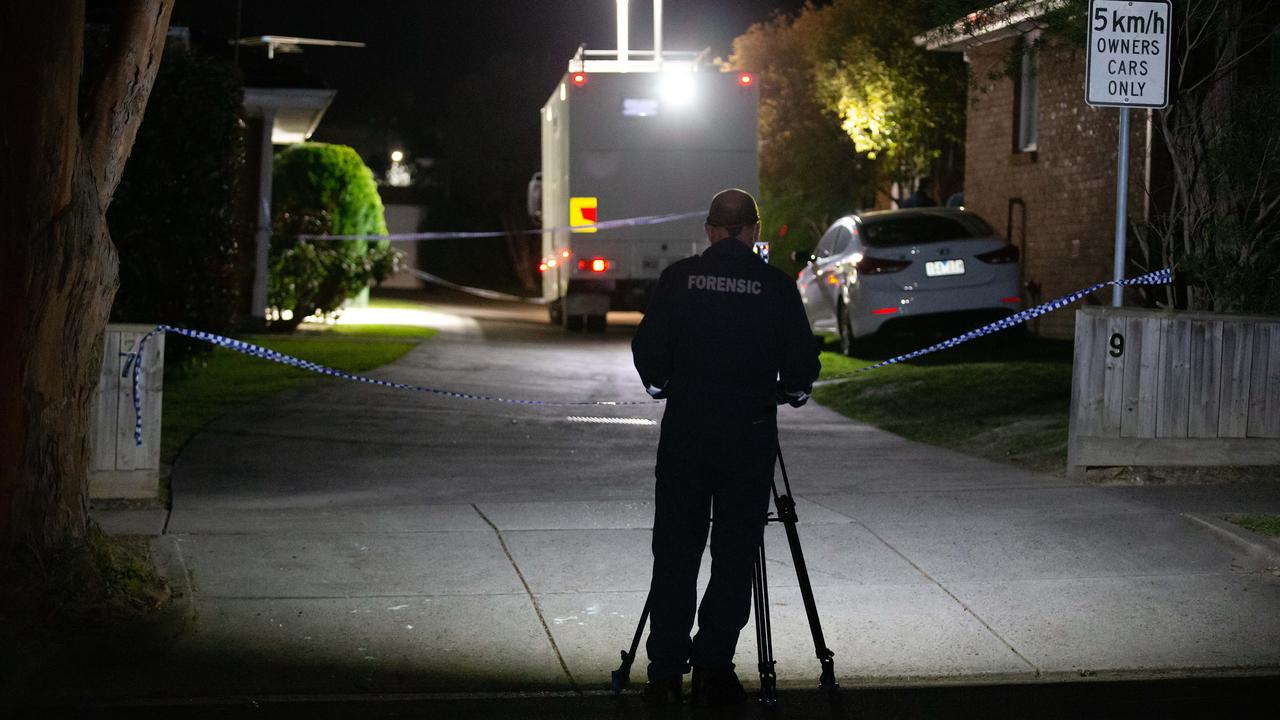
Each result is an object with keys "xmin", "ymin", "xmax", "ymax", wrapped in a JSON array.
[{"xmin": 175, "ymin": 1, "xmax": 807, "ymax": 167}]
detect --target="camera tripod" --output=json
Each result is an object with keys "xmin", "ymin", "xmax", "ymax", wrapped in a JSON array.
[{"xmin": 611, "ymin": 445, "xmax": 838, "ymax": 704}]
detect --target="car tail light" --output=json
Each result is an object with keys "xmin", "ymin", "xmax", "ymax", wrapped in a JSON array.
[
  {"xmin": 738, "ymin": 72, "xmax": 754, "ymax": 87},
  {"xmin": 571, "ymin": 72, "xmax": 587, "ymax": 87},
  {"xmin": 1001, "ymin": 296, "xmax": 1022, "ymax": 303},
  {"xmin": 976, "ymin": 244, "xmax": 1020, "ymax": 264},
  {"xmin": 538, "ymin": 262, "xmax": 548, "ymax": 272},
  {"xmin": 856, "ymin": 255, "xmax": 912, "ymax": 274},
  {"xmin": 871, "ymin": 307, "xmax": 899, "ymax": 315},
  {"xmin": 579, "ymin": 257, "xmax": 609, "ymax": 273}
]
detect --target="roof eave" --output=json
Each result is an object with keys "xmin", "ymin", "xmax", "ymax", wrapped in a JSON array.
[{"xmin": 915, "ymin": 0, "xmax": 1065, "ymax": 52}]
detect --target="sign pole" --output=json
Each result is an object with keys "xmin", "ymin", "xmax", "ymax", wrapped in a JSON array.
[
  {"xmin": 1111, "ymin": 106, "xmax": 1130, "ymax": 307},
  {"xmin": 1086, "ymin": 0, "xmax": 1171, "ymax": 307}
]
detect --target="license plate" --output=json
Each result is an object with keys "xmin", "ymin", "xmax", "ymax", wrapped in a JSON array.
[{"xmin": 925, "ymin": 259, "xmax": 965, "ymax": 277}]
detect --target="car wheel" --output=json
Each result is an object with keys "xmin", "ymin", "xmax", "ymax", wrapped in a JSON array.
[
  {"xmin": 565, "ymin": 314, "xmax": 585, "ymax": 332},
  {"xmin": 548, "ymin": 299, "xmax": 564, "ymax": 326},
  {"xmin": 838, "ymin": 303, "xmax": 857, "ymax": 357},
  {"xmin": 585, "ymin": 314, "xmax": 607, "ymax": 333}
]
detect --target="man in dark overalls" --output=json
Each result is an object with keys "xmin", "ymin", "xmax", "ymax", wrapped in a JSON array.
[{"xmin": 632, "ymin": 188, "xmax": 821, "ymax": 706}]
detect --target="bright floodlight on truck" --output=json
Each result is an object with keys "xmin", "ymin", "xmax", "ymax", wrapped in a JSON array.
[{"xmin": 658, "ymin": 71, "xmax": 696, "ymax": 107}]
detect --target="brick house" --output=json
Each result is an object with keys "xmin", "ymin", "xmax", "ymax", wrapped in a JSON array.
[{"xmin": 920, "ymin": 3, "xmax": 1153, "ymax": 338}]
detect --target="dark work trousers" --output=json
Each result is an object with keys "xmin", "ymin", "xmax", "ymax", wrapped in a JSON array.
[{"xmin": 646, "ymin": 399, "xmax": 777, "ymax": 680}]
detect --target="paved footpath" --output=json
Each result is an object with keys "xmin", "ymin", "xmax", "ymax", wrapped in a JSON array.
[{"xmin": 65, "ymin": 297, "xmax": 1280, "ymax": 704}]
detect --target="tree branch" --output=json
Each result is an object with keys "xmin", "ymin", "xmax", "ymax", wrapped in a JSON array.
[{"xmin": 81, "ymin": 0, "xmax": 174, "ymax": 210}]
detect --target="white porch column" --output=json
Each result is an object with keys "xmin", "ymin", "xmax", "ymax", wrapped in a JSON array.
[{"xmin": 251, "ymin": 108, "xmax": 276, "ymax": 321}]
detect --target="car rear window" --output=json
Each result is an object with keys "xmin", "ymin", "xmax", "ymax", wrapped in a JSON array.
[{"xmin": 860, "ymin": 213, "xmax": 996, "ymax": 247}]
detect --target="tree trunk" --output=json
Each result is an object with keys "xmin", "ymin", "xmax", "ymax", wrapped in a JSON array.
[{"xmin": 0, "ymin": 0, "xmax": 173, "ymax": 552}]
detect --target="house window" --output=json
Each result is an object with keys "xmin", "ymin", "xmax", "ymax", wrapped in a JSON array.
[{"xmin": 1015, "ymin": 36, "xmax": 1039, "ymax": 153}]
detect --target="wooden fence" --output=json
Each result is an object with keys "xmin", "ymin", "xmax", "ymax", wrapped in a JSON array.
[
  {"xmin": 89, "ymin": 324, "xmax": 164, "ymax": 499},
  {"xmin": 1067, "ymin": 307, "xmax": 1280, "ymax": 478}
]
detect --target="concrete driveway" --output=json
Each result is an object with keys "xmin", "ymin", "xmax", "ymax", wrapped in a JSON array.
[{"xmin": 71, "ymin": 293, "xmax": 1280, "ymax": 703}]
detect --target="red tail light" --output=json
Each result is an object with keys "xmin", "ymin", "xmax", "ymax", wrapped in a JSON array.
[
  {"xmin": 571, "ymin": 72, "xmax": 587, "ymax": 87},
  {"xmin": 1001, "ymin": 296, "xmax": 1022, "ymax": 303},
  {"xmin": 738, "ymin": 72, "xmax": 754, "ymax": 87},
  {"xmin": 872, "ymin": 307, "xmax": 899, "ymax": 315},
  {"xmin": 976, "ymin": 244, "xmax": 1020, "ymax": 264},
  {"xmin": 579, "ymin": 257, "xmax": 609, "ymax": 273},
  {"xmin": 856, "ymin": 256, "xmax": 912, "ymax": 274}
]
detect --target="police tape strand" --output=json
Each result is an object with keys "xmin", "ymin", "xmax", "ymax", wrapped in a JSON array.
[
  {"xmin": 294, "ymin": 210, "xmax": 705, "ymax": 242},
  {"xmin": 405, "ymin": 267, "xmax": 551, "ymax": 304},
  {"xmin": 831, "ymin": 267, "xmax": 1175, "ymax": 378},
  {"xmin": 125, "ymin": 324, "xmax": 660, "ymax": 444},
  {"xmin": 126, "ymin": 268, "xmax": 1173, "ymax": 446}
]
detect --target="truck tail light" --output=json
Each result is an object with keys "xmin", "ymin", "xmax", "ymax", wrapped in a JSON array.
[
  {"xmin": 976, "ymin": 244, "xmax": 1020, "ymax": 264},
  {"xmin": 579, "ymin": 257, "xmax": 609, "ymax": 273},
  {"xmin": 855, "ymin": 256, "xmax": 912, "ymax": 274},
  {"xmin": 572, "ymin": 72, "xmax": 587, "ymax": 87}
]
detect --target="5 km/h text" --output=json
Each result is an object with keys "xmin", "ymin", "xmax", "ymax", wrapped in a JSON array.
[{"xmin": 1093, "ymin": 6, "xmax": 1167, "ymax": 34}]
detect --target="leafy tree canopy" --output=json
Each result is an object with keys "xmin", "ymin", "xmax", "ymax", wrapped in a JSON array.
[{"xmin": 728, "ymin": 0, "xmax": 968, "ymax": 270}]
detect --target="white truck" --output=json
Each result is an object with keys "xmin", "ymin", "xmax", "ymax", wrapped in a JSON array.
[{"xmin": 530, "ymin": 38, "xmax": 759, "ymax": 332}]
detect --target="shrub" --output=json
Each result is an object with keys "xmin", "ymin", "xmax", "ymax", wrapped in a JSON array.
[
  {"xmin": 107, "ymin": 42, "xmax": 245, "ymax": 358},
  {"xmin": 269, "ymin": 143, "xmax": 399, "ymax": 329}
]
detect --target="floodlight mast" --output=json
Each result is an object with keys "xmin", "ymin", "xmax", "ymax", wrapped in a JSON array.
[
  {"xmin": 616, "ymin": 0, "xmax": 629, "ymax": 63},
  {"xmin": 578, "ymin": 0, "xmax": 704, "ymax": 74},
  {"xmin": 654, "ymin": 0, "xmax": 663, "ymax": 70}
]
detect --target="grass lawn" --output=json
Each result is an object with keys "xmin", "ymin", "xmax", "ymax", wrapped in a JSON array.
[
  {"xmin": 1229, "ymin": 515, "xmax": 1280, "ymax": 537},
  {"xmin": 812, "ymin": 332, "xmax": 1075, "ymax": 474},
  {"xmin": 161, "ymin": 323, "xmax": 437, "ymax": 467}
]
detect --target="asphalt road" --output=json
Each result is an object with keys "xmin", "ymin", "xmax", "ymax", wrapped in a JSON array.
[{"xmin": 25, "ymin": 290, "xmax": 1280, "ymax": 714}]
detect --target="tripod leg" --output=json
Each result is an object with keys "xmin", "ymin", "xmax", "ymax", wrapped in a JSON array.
[
  {"xmin": 612, "ymin": 593, "xmax": 652, "ymax": 694},
  {"xmin": 775, "ymin": 448, "xmax": 839, "ymax": 692},
  {"xmin": 753, "ymin": 541, "xmax": 778, "ymax": 705}
]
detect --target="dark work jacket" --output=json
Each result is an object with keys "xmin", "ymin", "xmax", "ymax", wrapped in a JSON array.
[{"xmin": 632, "ymin": 238, "xmax": 820, "ymax": 421}]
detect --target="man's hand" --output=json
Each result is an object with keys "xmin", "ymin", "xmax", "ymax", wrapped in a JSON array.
[{"xmin": 775, "ymin": 383, "xmax": 810, "ymax": 408}]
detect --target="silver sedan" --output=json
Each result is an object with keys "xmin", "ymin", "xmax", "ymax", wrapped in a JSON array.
[{"xmin": 796, "ymin": 208, "xmax": 1023, "ymax": 355}]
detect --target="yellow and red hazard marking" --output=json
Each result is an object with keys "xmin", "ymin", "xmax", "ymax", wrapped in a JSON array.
[{"xmin": 570, "ymin": 197, "xmax": 597, "ymax": 233}]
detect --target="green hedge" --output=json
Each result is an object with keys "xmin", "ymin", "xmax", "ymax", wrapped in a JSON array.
[
  {"xmin": 269, "ymin": 143, "xmax": 398, "ymax": 328},
  {"xmin": 108, "ymin": 42, "xmax": 245, "ymax": 357}
]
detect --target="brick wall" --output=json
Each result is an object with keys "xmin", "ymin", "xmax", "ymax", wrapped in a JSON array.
[{"xmin": 963, "ymin": 38, "xmax": 1149, "ymax": 338}]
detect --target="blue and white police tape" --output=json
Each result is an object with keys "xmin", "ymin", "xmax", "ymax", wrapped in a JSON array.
[
  {"xmin": 405, "ymin": 267, "xmax": 550, "ymax": 304},
  {"xmin": 126, "ymin": 325, "xmax": 660, "ymax": 444},
  {"xmin": 126, "ymin": 267, "xmax": 1174, "ymax": 446},
  {"xmin": 295, "ymin": 210, "xmax": 705, "ymax": 242},
  {"xmin": 851, "ymin": 267, "xmax": 1174, "ymax": 374}
]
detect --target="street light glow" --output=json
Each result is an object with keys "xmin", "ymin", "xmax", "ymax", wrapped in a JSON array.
[{"xmin": 390, "ymin": 150, "xmax": 404, "ymax": 163}]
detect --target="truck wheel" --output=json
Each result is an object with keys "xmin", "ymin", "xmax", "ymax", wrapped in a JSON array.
[
  {"xmin": 585, "ymin": 314, "xmax": 607, "ymax": 333},
  {"xmin": 548, "ymin": 300, "xmax": 564, "ymax": 326},
  {"xmin": 565, "ymin": 314, "xmax": 585, "ymax": 332}
]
